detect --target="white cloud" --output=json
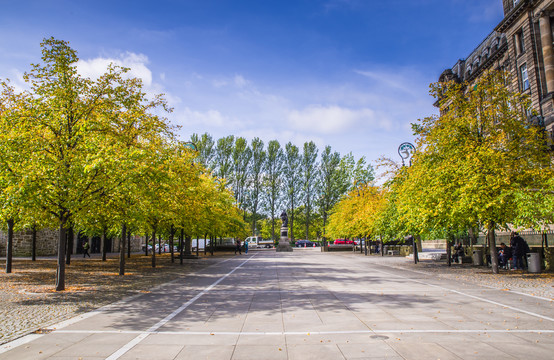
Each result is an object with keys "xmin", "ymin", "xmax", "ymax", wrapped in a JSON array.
[
  {"xmin": 234, "ymin": 75, "xmax": 249, "ymax": 88},
  {"xmin": 287, "ymin": 105, "xmax": 376, "ymax": 134},
  {"xmin": 77, "ymin": 52, "xmax": 152, "ymax": 87},
  {"xmin": 170, "ymin": 65, "xmax": 437, "ymax": 171},
  {"xmin": 75, "ymin": 52, "xmax": 182, "ymax": 107},
  {"xmin": 5, "ymin": 69, "xmax": 29, "ymax": 93},
  {"xmin": 177, "ymin": 107, "xmax": 245, "ymax": 130},
  {"xmin": 355, "ymin": 69, "xmax": 420, "ymax": 97}
]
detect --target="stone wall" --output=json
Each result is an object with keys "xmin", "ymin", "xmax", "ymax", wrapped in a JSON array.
[
  {"xmin": 0, "ymin": 229, "xmax": 145, "ymax": 257},
  {"xmin": 0, "ymin": 229, "xmax": 59, "ymax": 256}
]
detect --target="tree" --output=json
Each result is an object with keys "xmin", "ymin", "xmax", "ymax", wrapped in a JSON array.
[
  {"xmin": 301, "ymin": 141, "xmax": 318, "ymax": 240},
  {"xmin": 191, "ymin": 132, "xmax": 215, "ymax": 171},
  {"xmin": 231, "ymin": 137, "xmax": 251, "ymax": 218},
  {"xmin": 283, "ymin": 142, "xmax": 301, "ymax": 241},
  {"xmin": 19, "ymin": 38, "xmax": 172, "ymax": 289},
  {"xmin": 263, "ymin": 140, "xmax": 283, "ymax": 241},
  {"xmin": 397, "ymin": 70, "xmax": 552, "ymax": 273},
  {"xmin": 215, "ymin": 135, "xmax": 235, "ymax": 181},
  {"xmin": 0, "ymin": 81, "xmax": 36, "ymax": 273},
  {"xmin": 327, "ymin": 185, "xmax": 386, "ymax": 240},
  {"xmin": 248, "ymin": 137, "xmax": 266, "ymax": 235},
  {"xmin": 317, "ymin": 146, "xmax": 347, "ymax": 244}
]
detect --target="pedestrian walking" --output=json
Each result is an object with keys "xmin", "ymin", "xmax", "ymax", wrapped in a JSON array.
[
  {"xmin": 510, "ymin": 232, "xmax": 528, "ymax": 270},
  {"xmin": 244, "ymin": 239, "xmax": 249, "ymax": 254},
  {"xmin": 82, "ymin": 241, "xmax": 91, "ymax": 258},
  {"xmin": 235, "ymin": 239, "xmax": 242, "ymax": 255}
]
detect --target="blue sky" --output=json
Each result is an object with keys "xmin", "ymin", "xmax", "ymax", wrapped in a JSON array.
[{"xmin": 0, "ymin": 0, "xmax": 504, "ymax": 176}]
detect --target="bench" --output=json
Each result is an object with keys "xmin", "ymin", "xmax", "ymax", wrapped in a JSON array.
[{"xmin": 453, "ymin": 256, "xmax": 472, "ymax": 264}]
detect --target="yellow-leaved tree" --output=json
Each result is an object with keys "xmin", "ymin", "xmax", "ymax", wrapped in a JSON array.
[{"xmin": 396, "ymin": 70, "xmax": 553, "ymax": 273}]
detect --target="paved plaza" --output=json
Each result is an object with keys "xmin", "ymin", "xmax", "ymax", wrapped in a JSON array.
[{"xmin": 1, "ymin": 249, "xmax": 553, "ymax": 359}]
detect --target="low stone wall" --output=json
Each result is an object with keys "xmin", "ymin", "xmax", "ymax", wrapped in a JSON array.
[
  {"xmin": 326, "ymin": 245, "xmax": 354, "ymax": 252},
  {"xmin": 0, "ymin": 229, "xmax": 145, "ymax": 257},
  {"xmin": 0, "ymin": 229, "xmax": 58, "ymax": 256}
]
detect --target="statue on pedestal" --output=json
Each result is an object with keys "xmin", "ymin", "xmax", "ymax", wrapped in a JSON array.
[
  {"xmin": 280, "ymin": 211, "xmax": 288, "ymax": 228},
  {"xmin": 277, "ymin": 210, "xmax": 293, "ymax": 252}
]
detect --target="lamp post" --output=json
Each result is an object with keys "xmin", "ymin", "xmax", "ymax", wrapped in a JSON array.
[
  {"xmin": 184, "ymin": 141, "xmax": 197, "ymax": 151},
  {"xmin": 398, "ymin": 142, "xmax": 419, "ymax": 264},
  {"xmin": 398, "ymin": 142, "xmax": 415, "ymax": 167}
]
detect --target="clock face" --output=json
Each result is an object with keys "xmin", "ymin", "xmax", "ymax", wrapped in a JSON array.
[{"xmin": 398, "ymin": 142, "xmax": 415, "ymax": 159}]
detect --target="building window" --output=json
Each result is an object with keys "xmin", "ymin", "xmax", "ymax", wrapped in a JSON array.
[
  {"xmin": 514, "ymin": 29, "xmax": 525, "ymax": 55},
  {"xmin": 520, "ymin": 64, "xmax": 529, "ymax": 91}
]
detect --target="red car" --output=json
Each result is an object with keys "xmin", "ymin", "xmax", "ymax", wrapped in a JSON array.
[{"xmin": 333, "ymin": 239, "xmax": 355, "ymax": 245}]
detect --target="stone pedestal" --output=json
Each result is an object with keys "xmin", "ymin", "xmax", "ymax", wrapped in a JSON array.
[{"xmin": 276, "ymin": 226, "xmax": 293, "ymax": 252}]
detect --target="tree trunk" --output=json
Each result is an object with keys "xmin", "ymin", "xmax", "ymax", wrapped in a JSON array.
[
  {"xmin": 119, "ymin": 224, "xmax": 126, "ymax": 275},
  {"xmin": 179, "ymin": 229, "xmax": 184, "ymax": 265},
  {"xmin": 305, "ymin": 196, "xmax": 310, "ymax": 240},
  {"xmin": 322, "ymin": 213, "xmax": 327, "ymax": 247},
  {"xmin": 158, "ymin": 235, "xmax": 161, "ymax": 255},
  {"xmin": 290, "ymin": 201, "xmax": 294, "ymax": 242},
  {"xmin": 145, "ymin": 233, "xmax": 149, "ymax": 256},
  {"xmin": 151, "ymin": 229, "xmax": 156, "ymax": 268},
  {"xmin": 271, "ymin": 211, "xmax": 275, "ymax": 242},
  {"xmin": 488, "ymin": 222, "xmax": 499, "ymax": 274},
  {"xmin": 412, "ymin": 238, "xmax": 418, "ymax": 264},
  {"xmin": 65, "ymin": 225, "xmax": 74, "ymax": 265},
  {"xmin": 196, "ymin": 236, "xmax": 199, "ymax": 257},
  {"xmin": 56, "ymin": 216, "xmax": 67, "ymax": 291},
  {"xmin": 170, "ymin": 225, "xmax": 175, "ymax": 263},
  {"xmin": 5, "ymin": 219, "xmax": 14, "ymax": 273},
  {"xmin": 31, "ymin": 225, "xmax": 37, "ymax": 261},
  {"xmin": 185, "ymin": 235, "xmax": 192, "ymax": 256},
  {"xmin": 415, "ymin": 235, "xmax": 421, "ymax": 263},
  {"xmin": 101, "ymin": 227, "xmax": 107, "ymax": 261},
  {"xmin": 447, "ymin": 236, "xmax": 452, "ymax": 267},
  {"xmin": 127, "ymin": 231, "xmax": 131, "ymax": 258}
]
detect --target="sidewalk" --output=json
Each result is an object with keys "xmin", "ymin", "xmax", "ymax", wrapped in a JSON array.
[
  {"xmin": 357, "ymin": 253, "xmax": 554, "ymax": 300},
  {"xmin": 1, "ymin": 250, "xmax": 553, "ymax": 359},
  {"xmin": 0, "ymin": 252, "xmax": 231, "ymax": 345}
]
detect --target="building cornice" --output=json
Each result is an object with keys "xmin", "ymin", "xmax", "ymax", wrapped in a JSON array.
[
  {"xmin": 466, "ymin": 42, "xmax": 509, "ymax": 82},
  {"xmin": 496, "ymin": 0, "xmax": 532, "ymax": 33}
]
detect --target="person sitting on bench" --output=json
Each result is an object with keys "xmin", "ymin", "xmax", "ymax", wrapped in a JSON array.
[
  {"xmin": 498, "ymin": 242, "xmax": 512, "ymax": 269},
  {"xmin": 452, "ymin": 242, "xmax": 464, "ymax": 263}
]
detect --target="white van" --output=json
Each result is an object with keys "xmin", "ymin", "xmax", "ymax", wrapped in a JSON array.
[{"xmin": 245, "ymin": 236, "xmax": 273, "ymax": 248}]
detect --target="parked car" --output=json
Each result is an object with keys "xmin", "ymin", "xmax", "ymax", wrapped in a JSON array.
[
  {"xmin": 142, "ymin": 244, "xmax": 153, "ymax": 252},
  {"xmin": 295, "ymin": 240, "xmax": 314, "ymax": 247},
  {"xmin": 334, "ymin": 239, "xmax": 355, "ymax": 245}
]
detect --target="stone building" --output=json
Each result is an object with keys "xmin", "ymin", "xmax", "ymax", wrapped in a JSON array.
[{"xmin": 439, "ymin": 0, "xmax": 554, "ymax": 142}]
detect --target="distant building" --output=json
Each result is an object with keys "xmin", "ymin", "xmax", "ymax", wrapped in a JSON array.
[{"xmin": 439, "ymin": 0, "xmax": 554, "ymax": 143}]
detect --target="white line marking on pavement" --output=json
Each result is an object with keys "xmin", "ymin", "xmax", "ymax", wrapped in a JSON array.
[
  {"xmin": 53, "ymin": 329, "xmax": 554, "ymax": 336},
  {"xmin": 370, "ymin": 267, "xmax": 554, "ymax": 323},
  {"xmin": 479, "ymin": 284, "xmax": 554, "ymax": 302},
  {"xmin": 375, "ymin": 261, "xmax": 554, "ymax": 302},
  {"xmin": 0, "ymin": 334, "xmax": 43, "ymax": 355},
  {"xmin": 105, "ymin": 255, "xmax": 256, "ymax": 360}
]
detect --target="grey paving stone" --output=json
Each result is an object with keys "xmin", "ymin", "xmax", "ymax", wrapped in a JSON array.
[{"xmin": 2, "ymin": 251, "xmax": 553, "ymax": 359}]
